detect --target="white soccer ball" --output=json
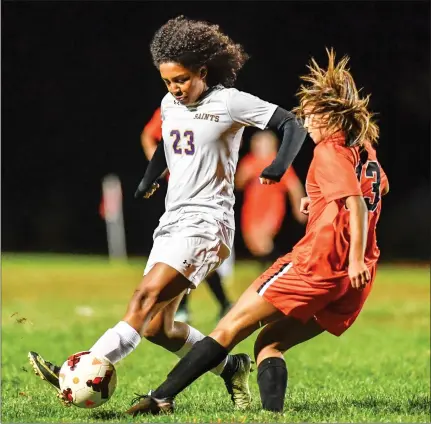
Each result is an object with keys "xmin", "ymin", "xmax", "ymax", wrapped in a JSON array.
[{"xmin": 58, "ymin": 351, "xmax": 117, "ymax": 408}]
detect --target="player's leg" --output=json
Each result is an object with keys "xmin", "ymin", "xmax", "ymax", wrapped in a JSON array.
[
  {"xmin": 126, "ymin": 284, "xmax": 284, "ymax": 416},
  {"xmin": 243, "ymin": 227, "xmax": 274, "ymax": 258},
  {"xmin": 125, "ymin": 254, "xmax": 340, "ymax": 415},
  {"xmin": 174, "ymin": 295, "xmax": 190, "ymax": 323},
  {"xmin": 142, "ymin": 291, "xmax": 228, "ymax": 377},
  {"xmin": 253, "ymin": 265, "xmax": 377, "ymax": 413},
  {"xmin": 140, "ymin": 272, "xmax": 251, "ymax": 408},
  {"xmin": 253, "ymin": 316, "xmax": 324, "ymax": 412},
  {"xmin": 242, "ymin": 223, "xmax": 281, "ymax": 269},
  {"xmin": 28, "ymin": 263, "xmax": 189, "ymax": 398},
  {"xmin": 205, "ymin": 271, "xmax": 233, "ymax": 320}
]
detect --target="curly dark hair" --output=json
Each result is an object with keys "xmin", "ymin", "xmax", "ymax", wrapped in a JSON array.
[{"xmin": 150, "ymin": 16, "xmax": 249, "ymax": 87}]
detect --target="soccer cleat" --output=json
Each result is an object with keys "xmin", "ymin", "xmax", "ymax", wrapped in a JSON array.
[
  {"xmin": 28, "ymin": 351, "xmax": 72, "ymax": 406},
  {"xmin": 126, "ymin": 394, "xmax": 175, "ymax": 416},
  {"xmin": 28, "ymin": 351, "xmax": 61, "ymax": 391},
  {"xmin": 223, "ymin": 353, "xmax": 253, "ymax": 409}
]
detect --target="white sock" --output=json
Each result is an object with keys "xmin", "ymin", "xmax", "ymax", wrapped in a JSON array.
[
  {"xmin": 174, "ymin": 325, "xmax": 228, "ymax": 376},
  {"xmin": 90, "ymin": 321, "xmax": 141, "ymax": 365}
]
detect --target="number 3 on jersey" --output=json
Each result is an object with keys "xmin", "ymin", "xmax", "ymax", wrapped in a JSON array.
[
  {"xmin": 355, "ymin": 160, "xmax": 381, "ymax": 212},
  {"xmin": 171, "ymin": 130, "xmax": 195, "ymax": 155}
]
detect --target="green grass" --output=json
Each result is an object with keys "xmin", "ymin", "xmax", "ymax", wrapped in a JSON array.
[{"xmin": 2, "ymin": 253, "xmax": 430, "ymax": 423}]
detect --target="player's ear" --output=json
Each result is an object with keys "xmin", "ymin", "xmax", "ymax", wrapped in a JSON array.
[{"xmin": 199, "ymin": 66, "xmax": 207, "ymax": 80}]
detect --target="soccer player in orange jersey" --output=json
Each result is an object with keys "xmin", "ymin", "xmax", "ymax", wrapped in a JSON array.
[
  {"xmin": 127, "ymin": 48, "xmax": 389, "ymax": 416},
  {"xmin": 236, "ymin": 130, "xmax": 307, "ymax": 264},
  {"xmin": 141, "ymin": 107, "xmax": 234, "ymax": 323}
]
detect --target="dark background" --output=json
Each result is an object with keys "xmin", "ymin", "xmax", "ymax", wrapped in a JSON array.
[{"xmin": 2, "ymin": 1, "xmax": 430, "ymax": 260}]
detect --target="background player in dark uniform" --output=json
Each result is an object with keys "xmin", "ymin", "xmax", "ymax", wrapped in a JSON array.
[{"xmin": 126, "ymin": 48, "xmax": 389, "ymax": 416}]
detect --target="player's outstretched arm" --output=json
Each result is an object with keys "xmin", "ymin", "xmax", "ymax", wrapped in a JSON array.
[
  {"xmin": 260, "ymin": 108, "xmax": 307, "ymax": 182},
  {"xmin": 134, "ymin": 141, "xmax": 168, "ymax": 199}
]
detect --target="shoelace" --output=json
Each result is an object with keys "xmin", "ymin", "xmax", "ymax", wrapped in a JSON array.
[
  {"xmin": 130, "ymin": 393, "xmax": 149, "ymax": 406},
  {"xmin": 48, "ymin": 362, "xmax": 61, "ymax": 376}
]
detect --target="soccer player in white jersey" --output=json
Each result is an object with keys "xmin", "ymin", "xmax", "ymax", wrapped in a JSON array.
[{"xmin": 28, "ymin": 16, "xmax": 307, "ymax": 411}]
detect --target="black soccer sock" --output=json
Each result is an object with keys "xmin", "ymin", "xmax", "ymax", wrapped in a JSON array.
[
  {"xmin": 206, "ymin": 272, "xmax": 230, "ymax": 308},
  {"xmin": 257, "ymin": 357, "xmax": 288, "ymax": 412},
  {"xmin": 152, "ymin": 337, "xmax": 228, "ymax": 399}
]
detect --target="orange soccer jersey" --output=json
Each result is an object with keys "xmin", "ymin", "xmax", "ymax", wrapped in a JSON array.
[
  {"xmin": 253, "ymin": 133, "xmax": 388, "ymax": 336},
  {"xmin": 144, "ymin": 107, "xmax": 163, "ymax": 142},
  {"xmin": 238, "ymin": 153, "xmax": 300, "ymax": 235},
  {"xmin": 292, "ymin": 134, "xmax": 388, "ymax": 283}
]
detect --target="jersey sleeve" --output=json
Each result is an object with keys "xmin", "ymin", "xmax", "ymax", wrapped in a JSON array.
[
  {"xmin": 226, "ymin": 89, "xmax": 278, "ymax": 129},
  {"xmin": 314, "ymin": 143, "xmax": 362, "ymax": 203},
  {"xmin": 144, "ymin": 108, "xmax": 163, "ymax": 142}
]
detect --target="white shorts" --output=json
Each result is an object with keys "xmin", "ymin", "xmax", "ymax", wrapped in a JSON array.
[{"xmin": 144, "ymin": 214, "xmax": 234, "ymax": 288}]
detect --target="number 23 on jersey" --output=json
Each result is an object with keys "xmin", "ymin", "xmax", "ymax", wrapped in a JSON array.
[
  {"xmin": 170, "ymin": 130, "xmax": 195, "ymax": 155},
  {"xmin": 356, "ymin": 160, "xmax": 381, "ymax": 212}
]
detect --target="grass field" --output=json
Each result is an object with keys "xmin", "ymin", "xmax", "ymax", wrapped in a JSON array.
[{"xmin": 1, "ymin": 254, "xmax": 430, "ymax": 423}]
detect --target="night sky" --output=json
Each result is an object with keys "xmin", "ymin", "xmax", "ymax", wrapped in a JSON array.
[{"xmin": 2, "ymin": 1, "xmax": 430, "ymax": 259}]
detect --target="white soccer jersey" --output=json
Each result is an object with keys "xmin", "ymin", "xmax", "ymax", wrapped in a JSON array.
[{"xmin": 159, "ymin": 85, "xmax": 277, "ymax": 231}]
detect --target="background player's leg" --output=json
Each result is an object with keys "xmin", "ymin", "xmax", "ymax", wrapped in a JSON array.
[
  {"xmin": 254, "ymin": 316, "xmax": 324, "ymax": 412},
  {"xmin": 205, "ymin": 271, "xmax": 233, "ymax": 319},
  {"xmin": 90, "ymin": 263, "xmax": 190, "ymax": 365},
  {"xmin": 243, "ymin": 227, "xmax": 280, "ymax": 269},
  {"xmin": 175, "ymin": 292, "xmax": 190, "ymax": 323}
]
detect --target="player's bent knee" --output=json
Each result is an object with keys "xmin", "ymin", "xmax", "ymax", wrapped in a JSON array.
[{"xmin": 254, "ymin": 341, "xmax": 284, "ymax": 364}]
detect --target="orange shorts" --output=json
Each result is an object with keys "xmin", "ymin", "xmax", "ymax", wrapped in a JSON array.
[{"xmin": 252, "ymin": 255, "xmax": 375, "ymax": 336}]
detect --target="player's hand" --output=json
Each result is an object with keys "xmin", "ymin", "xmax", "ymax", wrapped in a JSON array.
[
  {"xmin": 300, "ymin": 196, "xmax": 311, "ymax": 215},
  {"xmin": 259, "ymin": 177, "xmax": 277, "ymax": 185},
  {"xmin": 134, "ymin": 181, "xmax": 159, "ymax": 199},
  {"xmin": 348, "ymin": 260, "xmax": 371, "ymax": 290}
]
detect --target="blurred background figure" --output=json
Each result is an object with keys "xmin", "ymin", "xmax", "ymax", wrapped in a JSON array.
[
  {"xmin": 236, "ymin": 130, "xmax": 307, "ymax": 267},
  {"xmin": 140, "ymin": 107, "xmax": 234, "ymax": 323}
]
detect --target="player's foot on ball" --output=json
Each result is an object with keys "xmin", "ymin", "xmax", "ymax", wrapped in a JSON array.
[
  {"xmin": 223, "ymin": 353, "xmax": 253, "ymax": 409},
  {"xmin": 126, "ymin": 394, "xmax": 175, "ymax": 416},
  {"xmin": 28, "ymin": 351, "xmax": 61, "ymax": 391}
]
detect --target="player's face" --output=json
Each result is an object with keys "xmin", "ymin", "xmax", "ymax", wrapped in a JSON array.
[
  {"xmin": 251, "ymin": 133, "xmax": 278, "ymax": 158},
  {"xmin": 303, "ymin": 107, "xmax": 329, "ymax": 144},
  {"xmin": 159, "ymin": 62, "xmax": 207, "ymax": 105}
]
